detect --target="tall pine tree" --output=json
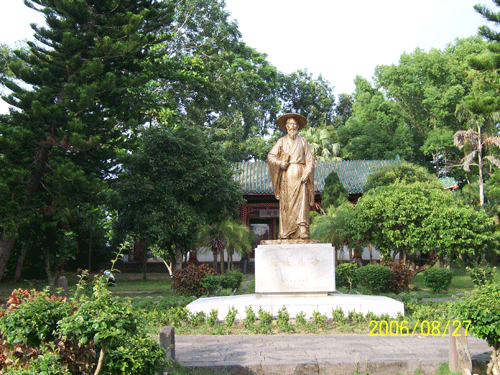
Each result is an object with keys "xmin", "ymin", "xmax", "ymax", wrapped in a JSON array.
[{"xmin": 0, "ymin": 0, "xmax": 174, "ymax": 281}]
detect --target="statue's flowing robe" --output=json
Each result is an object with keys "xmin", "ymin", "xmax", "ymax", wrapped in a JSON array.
[{"xmin": 267, "ymin": 135, "xmax": 315, "ymax": 239}]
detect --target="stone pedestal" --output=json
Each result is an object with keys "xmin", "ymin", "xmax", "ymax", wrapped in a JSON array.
[
  {"xmin": 186, "ymin": 241, "xmax": 404, "ymax": 320},
  {"xmin": 255, "ymin": 242, "xmax": 335, "ymax": 295}
]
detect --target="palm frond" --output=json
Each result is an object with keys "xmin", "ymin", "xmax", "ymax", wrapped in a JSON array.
[
  {"xmin": 484, "ymin": 136, "xmax": 500, "ymax": 148},
  {"xmin": 463, "ymin": 151, "xmax": 477, "ymax": 172},
  {"xmin": 454, "ymin": 130, "xmax": 478, "ymax": 149},
  {"xmin": 485, "ymin": 155, "xmax": 500, "ymax": 169}
]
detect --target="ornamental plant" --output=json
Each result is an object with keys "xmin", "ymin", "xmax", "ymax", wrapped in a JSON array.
[
  {"xmin": 455, "ymin": 283, "xmax": 500, "ymax": 375},
  {"xmin": 354, "ymin": 264, "xmax": 392, "ymax": 294},
  {"xmin": 335, "ymin": 262, "xmax": 358, "ymax": 289},
  {"xmin": 0, "ymin": 261, "xmax": 167, "ymax": 375},
  {"xmin": 172, "ymin": 263, "xmax": 216, "ymax": 297},
  {"xmin": 381, "ymin": 261, "xmax": 412, "ymax": 294},
  {"xmin": 422, "ymin": 267, "xmax": 452, "ymax": 293}
]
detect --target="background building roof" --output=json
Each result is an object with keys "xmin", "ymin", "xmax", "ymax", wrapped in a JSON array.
[
  {"xmin": 234, "ymin": 159, "xmax": 458, "ymax": 195},
  {"xmin": 234, "ymin": 159, "xmax": 398, "ymax": 195}
]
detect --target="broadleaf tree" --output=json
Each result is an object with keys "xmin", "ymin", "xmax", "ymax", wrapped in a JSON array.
[
  {"xmin": 352, "ymin": 182, "xmax": 499, "ymax": 277},
  {"xmin": 112, "ymin": 125, "xmax": 243, "ymax": 275}
]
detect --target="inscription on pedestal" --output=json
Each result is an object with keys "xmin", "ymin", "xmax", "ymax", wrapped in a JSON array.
[{"xmin": 255, "ymin": 243, "xmax": 335, "ymax": 294}]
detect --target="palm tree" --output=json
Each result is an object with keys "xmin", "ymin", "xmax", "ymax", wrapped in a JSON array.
[
  {"xmin": 196, "ymin": 220, "xmax": 254, "ymax": 274},
  {"xmin": 454, "ymin": 106, "xmax": 500, "ymax": 206},
  {"xmin": 221, "ymin": 220, "xmax": 253, "ymax": 271},
  {"xmin": 197, "ymin": 224, "xmax": 226, "ymax": 274},
  {"xmin": 299, "ymin": 127, "xmax": 341, "ymax": 161}
]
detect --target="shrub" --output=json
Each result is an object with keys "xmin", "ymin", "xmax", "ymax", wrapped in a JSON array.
[
  {"xmin": 242, "ymin": 306, "xmax": 256, "ymax": 329},
  {"xmin": 276, "ymin": 306, "xmax": 290, "ymax": 330},
  {"xmin": 467, "ymin": 265, "xmax": 497, "ymax": 287},
  {"xmin": 201, "ymin": 274, "xmax": 220, "ymax": 295},
  {"xmin": 188, "ymin": 311, "xmax": 206, "ymax": 327},
  {"xmin": 4, "ymin": 350, "xmax": 71, "ymax": 375},
  {"xmin": 354, "ymin": 264, "xmax": 392, "ymax": 293},
  {"xmin": 295, "ymin": 311, "xmax": 307, "ymax": 325},
  {"xmin": 381, "ymin": 261, "xmax": 412, "ymax": 294},
  {"xmin": 224, "ymin": 306, "xmax": 238, "ymax": 327},
  {"xmin": 172, "ymin": 263, "xmax": 216, "ymax": 297},
  {"xmin": 164, "ymin": 306, "xmax": 189, "ymax": 328},
  {"xmin": 455, "ymin": 283, "xmax": 500, "ymax": 375},
  {"xmin": 257, "ymin": 308, "xmax": 273, "ymax": 333},
  {"xmin": 455, "ymin": 283, "xmax": 500, "ymax": 348},
  {"xmin": 0, "ymin": 289, "xmax": 74, "ymax": 347},
  {"xmin": 331, "ymin": 308, "xmax": 346, "ymax": 324},
  {"xmin": 347, "ymin": 310, "xmax": 365, "ymax": 324},
  {"xmin": 335, "ymin": 262, "xmax": 358, "ymax": 289},
  {"xmin": 0, "ymin": 273, "xmax": 167, "ymax": 375},
  {"xmin": 207, "ymin": 309, "xmax": 218, "ymax": 326},
  {"xmin": 218, "ymin": 288, "xmax": 232, "ymax": 296},
  {"xmin": 422, "ymin": 267, "xmax": 452, "ymax": 293},
  {"xmin": 103, "ymin": 335, "xmax": 167, "ymax": 375},
  {"xmin": 312, "ymin": 311, "xmax": 327, "ymax": 327},
  {"xmin": 220, "ymin": 271, "xmax": 243, "ymax": 290}
]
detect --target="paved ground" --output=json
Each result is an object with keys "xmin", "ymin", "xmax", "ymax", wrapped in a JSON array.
[{"xmin": 175, "ymin": 334, "xmax": 492, "ymax": 375}]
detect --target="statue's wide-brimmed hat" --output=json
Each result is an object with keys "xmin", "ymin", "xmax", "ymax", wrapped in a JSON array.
[{"xmin": 277, "ymin": 113, "xmax": 308, "ymax": 131}]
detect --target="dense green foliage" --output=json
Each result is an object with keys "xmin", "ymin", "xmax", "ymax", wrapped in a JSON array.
[
  {"xmin": 0, "ymin": 0, "xmax": 175, "ymax": 281},
  {"xmin": 422, "ymin": 267, "xmax": 453, "ymax": 293},
  {"xmin": 455, "ymin": 282, "xmax": 500, "ymax": 372},
  {"xmin": 0, "ymin": 275, "xmax": 166, "ymax": 374},
  {"xmin": 467, "ymin": 264, "xmax": 497, "ymax": 286},
  {"xmin": 335, "ymin": 262, "xmax": 358, "ymax": 289},
  {"xmin": 321, "ymin": 170, "xmax": 349, "ymax": 208},
  {"xmin": 363, "ymin": 161, "xmax": 442, "ymax": 193},
  {"xmin": 354, "ymin": 264, "xmax": 392, "ymax": 294},
  {"xmin": 112, "ymin": 125, "xmax": 243, "ymax": 265},
  {"xmin": 354, "ymin": 182, "xmax": 499, "ymax": 271},
  {"xmin": 201, "ymin": 271, "xmax": 243, "ymax": 295}
]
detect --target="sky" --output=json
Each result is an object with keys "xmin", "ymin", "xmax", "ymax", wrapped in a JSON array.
[{"xmin": 0, "ymin": 0, "xmax": 494, "ymax": 114}]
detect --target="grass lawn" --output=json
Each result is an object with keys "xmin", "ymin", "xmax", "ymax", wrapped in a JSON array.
[{"xmin": 0, "ymin": 265, "xmax": 498, "ymax": 304}]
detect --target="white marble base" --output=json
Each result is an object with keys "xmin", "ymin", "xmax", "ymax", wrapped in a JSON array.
[
  {"xmin": 255, "ymin": 243, "xmax": 335, "ymax": 294},
  {"xmin": 186, "ymin": 293, "xmax": 405, "ymax": 320}
]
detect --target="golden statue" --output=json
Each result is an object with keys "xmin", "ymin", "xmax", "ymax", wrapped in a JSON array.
[{"xmin": 267, "ymin": 113, "xmax": 315, "ymax": 240}]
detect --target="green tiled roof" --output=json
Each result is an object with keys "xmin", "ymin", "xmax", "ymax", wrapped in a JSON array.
[
  {"xmin": 439, "ymin": 177, "xmax": 459, "ymax": 190},
  {"xmin": 233, "ymin": 160, "xmax": 458, "ymax": 195},
  {"xmin": 234, "ymin": 159, "xmax": 398, "ymax": 195}
]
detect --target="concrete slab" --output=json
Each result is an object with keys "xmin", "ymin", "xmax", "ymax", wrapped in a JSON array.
[
  {"xmin": 186, "ymin": 293, "xmax": 404, "ymax": 320},
  {"xmin": 175, "ymin": 334, "xmax": 492, "ymax": 375}
]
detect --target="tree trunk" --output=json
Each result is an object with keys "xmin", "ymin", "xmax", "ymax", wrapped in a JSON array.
[
  {"xmin": 142, "ymin": 246, "xmax": 147, "ymax": 281},
  {"xmin": 0, "ymin": 229, "xmax": 16, "ymax": 280},
  {"xmin": 45, "ymin": 247, "xmax": 58, "ymax": 290},
  {"xmin": 212, "ymin": 248, "xmax": 218, "ymax": 272},
  {"xmin": 174, "ymin": 248, "xmax": 183, "ymax": 271},
  {"xmin": 14, "ymin": 243, "xmax": 28, "ymax": 282},
  {"xmin": 410, "ymin": 257, "xmax": 439, "ymax": 278},
  {"xmin": 219, "ymin": 249, "xmax": 224, "ymax": 275},
  {"xmin": 88, "ymin": 228, "xmax": 92, "ymax": 273}
]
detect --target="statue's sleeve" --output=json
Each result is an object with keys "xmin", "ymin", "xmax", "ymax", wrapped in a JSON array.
[
  {"xmin": 303, "ymin": 138, "xmax": 315, "ymax": 207},
  {"xmin": 267, "ymin": 139, "xmax": 283, "ymax": 200}
]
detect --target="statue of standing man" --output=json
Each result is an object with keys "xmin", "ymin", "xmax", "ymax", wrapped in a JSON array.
[{"xmin": 268, "ymin": 113, "xmax": 315, "ymax": 240}]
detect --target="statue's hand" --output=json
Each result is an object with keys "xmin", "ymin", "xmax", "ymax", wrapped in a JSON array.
[
  {"xmin": 300, "ymin": 174, "xmax": 308, "ymax": 183},
  {"xmin": 281, "ymin": 161, "xmax": 289, "ymax": 170}
]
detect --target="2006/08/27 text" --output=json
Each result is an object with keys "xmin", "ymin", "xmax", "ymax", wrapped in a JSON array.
[{"xmin": 369, "ymin": 320, "xmax": 471, "ymax": 337}]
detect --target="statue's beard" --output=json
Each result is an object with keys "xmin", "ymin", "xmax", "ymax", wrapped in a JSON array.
[{"xmin": 288, "ymin": 130, "xmax": 297, "ymax": 139}]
